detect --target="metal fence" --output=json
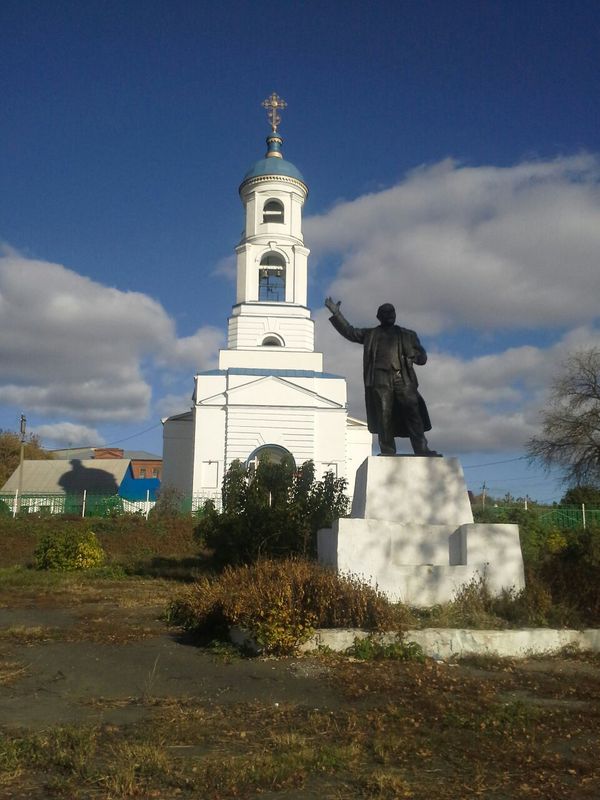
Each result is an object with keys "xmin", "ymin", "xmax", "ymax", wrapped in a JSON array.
[
  {"xmin": 0, "ymin": 490, "xmax": 222, "ymax": 518},
  {"xmin": 1, "ymin": 491, "xmax": 598, "ymax": 528},
  {"xmin": 478, "ymin": 504, "xmax": 600, "ymax": 529}
]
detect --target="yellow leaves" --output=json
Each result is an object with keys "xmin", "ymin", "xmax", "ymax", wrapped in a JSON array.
[
  {"xmin": 546, "ymin": 531, "xmax": 568, "ymax": 554},
  {"xmin": 33, "ymin": 529, "xmax": 105, "ymax": 571},
  {"xmin": 167, "ymin": 558, "xmax": 406, "ymax": 655}
]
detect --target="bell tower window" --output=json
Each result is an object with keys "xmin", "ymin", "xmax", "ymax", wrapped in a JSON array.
[
  {"xmin": 263, "ymin": 199, "xmax": 284, "ymax": 224},
  {"xmin": 259, "ymin": 253, "xmax": 286, "ymax": 302},
  {"xmin": 262, "ymin": 334, "xmax": 284, "ymax": 346}
]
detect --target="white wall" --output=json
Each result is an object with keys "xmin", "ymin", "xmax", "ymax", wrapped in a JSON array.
[
  {"xmin": 161, "ymin": 414, "xmax": 194, "ymax": 495},
  {"xmin": 191, "ymin": 404, "xmax": 227, "ymax": 495},
  {"xmin": 346, "ymin": 421, "xmax": 373, "ymax": 497}
]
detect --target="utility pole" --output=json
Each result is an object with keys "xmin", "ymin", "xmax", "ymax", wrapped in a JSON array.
[
  {"xmin": 17, "ymin": 414, "xmax": 26, "ymax": 515},
  {"xmin": 481, "ymin": 481, "xmax": 487, "ymax": 510}
]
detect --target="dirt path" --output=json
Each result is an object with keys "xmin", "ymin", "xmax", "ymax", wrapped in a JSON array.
[
  {"xmin": 2, "ymin": 585, "xmax": 600, "ymax": 799},
  {"xmin": 0, "ymin": 602, "xmax": 337, "ymax": 729}
]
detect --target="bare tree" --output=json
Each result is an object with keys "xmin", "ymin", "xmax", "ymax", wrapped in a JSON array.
[{"xmin": 527, "ymin": 348, "xmax": 600, "ymax": 486}]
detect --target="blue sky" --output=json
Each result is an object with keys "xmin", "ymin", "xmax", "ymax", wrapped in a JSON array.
[{"xmin": 2, "ymin": 0, "xmax": 600, "ymax": 502}]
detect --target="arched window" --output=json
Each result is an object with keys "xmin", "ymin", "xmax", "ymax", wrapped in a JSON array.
[
  {"xmin": 259, "ymin": 253, "xmax": 286, "ymax": 302},
  {"xmin": 246, "ymin": 444, "xmax": 296, "ymax": 473},
  {"xmin": 262, "ymin": 335, "xmax": 284, "ymax": 347},
  {"xmin": 263, "ymin": 199, "xmax": 284, "ymax": 224}
]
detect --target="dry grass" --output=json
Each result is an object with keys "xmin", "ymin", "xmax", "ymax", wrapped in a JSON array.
[
  {"xmin": 1, "ymin": 572, "xmax": 600, "ymax": 798},
  {"xmin": 2, "ymin": 661, "xmax": 600, "ymax": 799},
  {"xmin": 0, "ymin": 625, "xmax": 64, "ymax": 643},
  {"xmin": 0, "ymin": 658, "xmax": 28, "ymax": 686},
  {"xmin": 0, "ymin": 567, "xmax": 179, "ymax": 609}
]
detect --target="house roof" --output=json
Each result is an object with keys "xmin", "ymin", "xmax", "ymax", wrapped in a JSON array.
[
  {"xmin": 51, "ymin": 447, "xmax": 95, "ymax": 460},
  {"xmin": 123, "ymin": 450, "xmax": 162, "ymax": 460},
  {"xmin": 1, "ymin": 459, "xmax": 130, "ymax": 494},
  {"xmin": 50, "ymin": 448, "xmax": 161, "ymax": 461}
]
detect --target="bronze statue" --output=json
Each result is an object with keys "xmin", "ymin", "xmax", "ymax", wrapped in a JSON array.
[{"xmin": 325, "ymin": 298, "xmax": 439, "ymax": 456}]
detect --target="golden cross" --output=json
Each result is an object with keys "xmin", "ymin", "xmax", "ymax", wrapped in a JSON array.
[{"xmin": 261, "ymin": 92, "xmax": 287, "ymax": 132}]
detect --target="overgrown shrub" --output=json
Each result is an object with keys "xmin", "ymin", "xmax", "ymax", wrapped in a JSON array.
[
  {"xmin": 197, "ymin": 459, "xmax": 349, "ymax": 565},
  {"xmin": 417, "ymin": 575, "xmax": 507, "ymax": 629},
  {"xmin": 489, "ymin": 568, "xmax": 559, "ymax": 627},
  {"xmin": 34, "ymin": 529, "xmax": 106, "ymax": 571},
  {"xmin": 167, "ymin": 558, "xmax": 407, "ymax": 655},
  {"xmin": 537, "ymin": 524, "xmax": 600, "ymax": 625},
  {"xmin": 149, "ymin": 486, "xmax": 187, "ymax": 519},
  {"xmin": 418, "ymin": 569, "xmax": 583, "ymax": 629}
]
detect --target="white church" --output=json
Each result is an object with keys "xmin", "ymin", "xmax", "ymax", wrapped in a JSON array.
[{"xmin": 162, "ymin": 95, "xmax": 372, "ymax": 503}]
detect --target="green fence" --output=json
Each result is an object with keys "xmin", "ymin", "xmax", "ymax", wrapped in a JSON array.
[
  {"xmin": 0, "ymin": 491, "xmax": 221, "ymax": 518},
  {"xmin": 0, "ymin": 492, "xmax": 149, "ymax": 518},
  {"xmin": 2, "ymin": 491, "xmax": 599, "ymax": 528},
  {"xmin": 478, "ymin": 504, "xmax": 600, "ymax": 529}
]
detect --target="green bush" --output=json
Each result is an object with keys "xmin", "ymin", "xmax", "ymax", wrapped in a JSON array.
[
  {"xmin": 345, "ymin": 633, "xmax": 425, "ymax": 662},
  {"xmin": 197, "ymin": 459, "xmax": 349, "ymax": 565},
  {"xmin": 537, "ymin": 524, "xmax": 600, "ymax": 625},
  {"xmin": 34, "ymin": 529, "xmax": 106, "ymax": 571},
  {"xmin": 167, "ymin": 558, "xmax": 407, "ymax": 655},
  {"xmin": 86, "ymin": 494, "xmax": 124, "ymax": 517},
  {"xmin": 148, "ymin": 486, "xmax": 188, "ymax": 518},
  {"xmin": 560, "ymin": 485, "xmax": 600, "ymax": 506}
]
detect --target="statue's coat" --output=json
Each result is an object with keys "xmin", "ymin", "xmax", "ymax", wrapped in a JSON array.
[{"xmin": 329, "ymin": 312, "xmax": 432, "ymax": 437}]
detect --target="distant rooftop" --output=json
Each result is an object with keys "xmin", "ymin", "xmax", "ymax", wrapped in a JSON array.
[
  {"xmin": 1, "ymin": 459, "xmax": 130, "ymax": 494},
  {"xmin": 51, "ymin": 447, "xmax": 161, "ymax": 461}
]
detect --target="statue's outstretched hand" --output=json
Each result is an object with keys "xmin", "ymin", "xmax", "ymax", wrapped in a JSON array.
[{"xmin": 325, "ymin": 297, "xmax": 341, "ymax": 315}]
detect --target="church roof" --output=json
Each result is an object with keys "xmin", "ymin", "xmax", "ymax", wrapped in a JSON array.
[
  {"xmin": 241, "ymin": 132, "xmax": 306, "ymax": 187},
  {"xmin": 242, "ymin": 156, "xmax": 305, "ymax": 183}
]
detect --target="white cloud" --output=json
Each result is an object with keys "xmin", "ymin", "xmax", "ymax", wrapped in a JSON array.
[
  {"xmin": 0, "ymin": 253, "xmax": 223, "ymax": 423},
  {"xmin": 211, "ymin": 254, "xmax": 236, "ymax": 280},
  {"xmin": 164, "ymin": 327, "xmax": 223, "ymax": 369},
  {"xmin": 155, "ymin": 392, "xmax": 194, "ymax": 419},
  {"xmin": 310, "ymin": 155, "xmax": 600, "ymax": 457},
  {"xmin": 35, "ymin": 422, "xmax": 104, "ymax": 448},
  {"xmin": 306, "ymin": 155, "xmax": 600, "ymax": 334}
]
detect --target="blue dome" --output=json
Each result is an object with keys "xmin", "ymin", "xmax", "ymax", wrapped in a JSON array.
[{"xmin": 242, "ymin": 156, "xmax": 305, "ymax": 184}]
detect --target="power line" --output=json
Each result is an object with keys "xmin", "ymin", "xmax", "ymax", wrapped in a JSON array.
[
  {"xmin": 462, "ymin": 456, "xmax": 527, "ymax": 469},
  {"xmin": 485, "ymin": 475, "xmax": 555, "ymax": 485},
  {"xmin": 103, "ymin": 423, "xmax": 162, "ymax": 447}
]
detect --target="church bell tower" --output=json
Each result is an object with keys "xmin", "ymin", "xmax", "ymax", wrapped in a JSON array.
[
  {"xmin": 161, "ymin": 95, "xmax": 371, "ymax": 502},
  {"xmin": 220, "ymin": 92, "xmax": 321, "ymax": 371}
]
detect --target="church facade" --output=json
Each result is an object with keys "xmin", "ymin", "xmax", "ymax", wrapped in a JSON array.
[{"xmin": 162, "ymin": 96, "xmax": 371, "ymax": 504}]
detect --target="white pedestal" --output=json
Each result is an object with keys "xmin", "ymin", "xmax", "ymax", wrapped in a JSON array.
[
  {"xmin": 351, "ymin": 455, "xmax": 474, "ymax": 525},
  {"xmin": 318, "ymin": 456, "xmax": 525, "ymax": 607}
]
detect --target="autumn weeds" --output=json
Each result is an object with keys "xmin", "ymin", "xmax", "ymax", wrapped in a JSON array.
[
  {"xmin": 1, "ymin": 515, "xmax": 600, "ymax": 798},
  {"xmin": 2, "ymin": 662, "xmax": 600, "ymax": 799}
]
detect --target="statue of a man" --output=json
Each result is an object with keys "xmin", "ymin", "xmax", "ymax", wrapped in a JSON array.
[{"xmin": 325, "ymin": 298, "xmax": 438, "ymax": 456}]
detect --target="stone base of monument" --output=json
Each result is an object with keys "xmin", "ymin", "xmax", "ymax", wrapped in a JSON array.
[{"xmin": 318, "ymin": 456, "xmax": 525, "ymax": 607}]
